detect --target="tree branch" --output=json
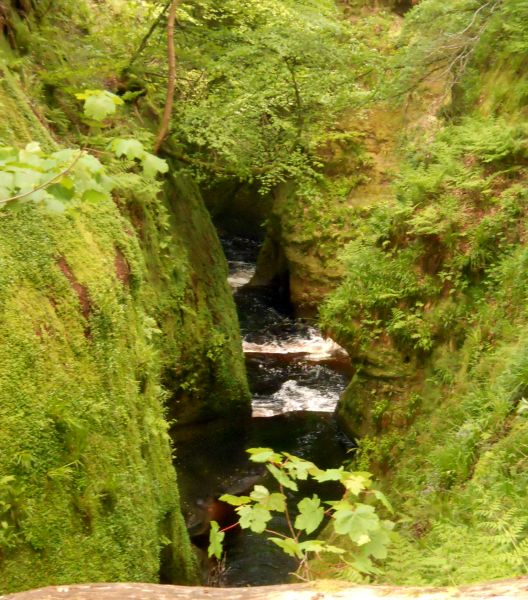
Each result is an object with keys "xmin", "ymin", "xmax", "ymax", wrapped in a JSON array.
[
  {"xmin": 0, "ymin": 150, "xmax": 84, "ymax": 206},
  {"xmin": 153, "ymin": 0, "xmax": 180, "ymax": 155},
  {"xmin": 126, "ymin": 0, "xmax": 172, "ymax": 71}
]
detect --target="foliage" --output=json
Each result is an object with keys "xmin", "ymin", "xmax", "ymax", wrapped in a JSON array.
[
  {"xmin": 208, "ymin": 449, "xmax": 394, "ymax": 580},
  {"xmin": 75, "ymin": 89, "xmax": 124, "ymax": 123},
  {"xmin": 0, "ymin": 6, "xmax": 250, "ymax": 590},
  {"xmin": 168, "ymin": 0, "xmax": 371, "ymax": 185},
  {"xmin": 0, "ymin": 137, "xmax": 169, "ymax": 214},
  {"xmin": 0, "ymin": 142, "xmax": 112, "ymax": 213},
  {"xmin": 320, "ymin": 113, "xmax": 528, "ymax": 358},
  {"xmin": 110, "ymin": 138, "xmax": 168, "ymax": 178},
  {"xmin": 318, "ymin": 0, "xmax": 528, "ymax": 586}
]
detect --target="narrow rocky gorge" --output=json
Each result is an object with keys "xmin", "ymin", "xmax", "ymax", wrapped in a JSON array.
[{"xmin": 1, "ymin": 0, "xmax": 527, "ymax": 595}]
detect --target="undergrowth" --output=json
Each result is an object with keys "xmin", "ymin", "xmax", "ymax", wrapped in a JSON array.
[{"xmin": 319, "ymin": 0, "xmax": 528, "ymax": 585}]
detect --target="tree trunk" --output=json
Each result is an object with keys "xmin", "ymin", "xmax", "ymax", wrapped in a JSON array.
[{"xmin": 153, "ymin": 0, "xmax": 180, "ymax": 154}]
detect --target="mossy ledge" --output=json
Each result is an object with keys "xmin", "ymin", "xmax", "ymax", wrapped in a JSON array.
[{"xmin": 0, "ymin": 34, "xmax": 249, "ymax": 596}]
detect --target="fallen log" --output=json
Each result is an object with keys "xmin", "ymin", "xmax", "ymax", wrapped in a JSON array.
[{"xmin": 2, "ymin": 578, "xmax": 528, "ymax": 600}]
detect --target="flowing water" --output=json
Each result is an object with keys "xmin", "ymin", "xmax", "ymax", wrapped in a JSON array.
[{"xmin": 172, "ymin": 236, "xmax": 352, "ymax": 586}]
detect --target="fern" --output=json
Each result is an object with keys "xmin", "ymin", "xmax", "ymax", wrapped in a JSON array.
[{"xmin": 476, "ymin": 500, "xmax": 528, "ymax": 571}]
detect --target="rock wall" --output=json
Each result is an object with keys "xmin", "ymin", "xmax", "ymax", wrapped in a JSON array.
[{"xmin": 0, "ymin": 6, "xmax": 249, "ymax": 592}]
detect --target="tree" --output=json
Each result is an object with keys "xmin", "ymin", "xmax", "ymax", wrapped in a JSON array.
[
  {"xmin": 153, "ymin": 0, "xmax": 180, "ymax": 154},
  {"xmin": 130, "ymin": 0, "xmax": 376, "ymax": 188}
]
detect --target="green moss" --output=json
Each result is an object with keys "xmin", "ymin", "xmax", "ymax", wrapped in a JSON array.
[
  {"xmin": 0, "ymin": 23, "xmax": 247, "ymax": 590},
  {"xmin": 0, "ymin": 196, "xmax": 198, "ymax": 590},
  {"xmin": 317, "ymin": 2, "xmax": 528, "ymax": 583}
]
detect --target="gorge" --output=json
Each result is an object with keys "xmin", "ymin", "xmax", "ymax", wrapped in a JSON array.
[{"xmin": 0, "ymin": 0, "xmax": 527, "ymax": 596}]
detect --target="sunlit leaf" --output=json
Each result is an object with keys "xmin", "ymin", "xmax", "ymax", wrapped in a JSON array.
[
  {"xmin": 43, "ymin": 196, "xmax": 66, "ymax": 214},
  {"xmin": 219, "ymin": 493, "xmax": 252, "ymax": 506},
  {"xmin": 372, "ymin": 489, "xmax": 394, "ymax": 513},
  {"xmin": 283, "ymin": 453, "xmax": 317, "ymax": 480},
  {"xmin": 112, "ymin": 138, "xmax": 145, "ymax": 161},
  {"xmin": 237, "ymin": 504, "xmax": 272, "ymax": 533},
  {"xmin": 313, "ymin": 468, "xmax": 344, "ymax": 483},
  {"xmin": 269, "ymin": 537, "xmax": 303, "ymax": 559},
  {"xmin": 208, "ymin": 521, "xmax": 225, "ymax": 559},
  {"xmin": 294, "ymin": 495, "xmax": 324, "ymax": 534},
  {"xmin": 333, "ymin": 503, "xmax": 380, "ymax": 544},
  {"xmin": 247, "ymin": 447, "xmax": 281, "ymax": 463},
  {"xmin": 341, "ymin": 472, "xmax": 371, "ymax": 496},
  {"xmin": 249, "ymin": 485, "xmax": 286, "ymax": 512},
  {"xmin": 142, "ymin": 152, "xmax": 169, "ymax": 178},
  {"xmin": 266, "ymin": 464, "xmax": 298, "ymax": 491},
  {"xmin": 77, "ymin": 90, "xmax": 124, "ymax": 122}
]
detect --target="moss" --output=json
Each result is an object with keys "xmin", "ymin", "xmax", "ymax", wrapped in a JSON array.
[
  {"xmin": 117, "ymin": 171, "xmax": 251, "ymax": 425},
  {"xmin": 0, "ymin": 66, "xmax": 56, "ymax": 150},
  {"xmin": 0, "ymin": 196, "xmax": 198, "ymax": 590},
  {"xmin": 0, "ymin": 24, "xmax": 247, "ymax": 590},
  {"xmin": 318, "ymin": 6, "xmax": 528, "ymax": 583}
]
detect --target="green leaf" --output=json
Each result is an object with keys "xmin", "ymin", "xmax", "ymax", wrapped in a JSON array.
[
  {"xmin": 341, "ymin": 472, "xmax": 371, "ymax": 496},
  {"xmin": 237, "ymin": 504, "xmax": 272, "ymax": 533},
  {"xmin": 313, "ymin": 468, "xmax": 344, "ymax": 483},
  {"xmin": 247, "ymin": 447, "xmax": 281, "ymax": 463},
  {"xmin": 249, "ymin": 485, "xmax": 286, "ymax": 512},
  {"xmin": 25, "ymin": 189, "xmax": 50, "ymax": 203},
  {"xmin": 219, "ymin": 493, "xmax": 252, "ymax": 506},
  {"xmin": 294, "ymin": 495, "xmax": 324, "ymax": 534},
  {"xmin": 269, "ymin": 537, "xmax": 304, "ymax": 559},
  {"xmin": 0, "ymin": 147, "xmax": 17, "ymax": 165},
  {"xmin": 298, "ymin": 539, "xmax": 325, "ymax": 553},
  {"xmin": 43, "ymin": 196, "xmax": 66, "ymax": 214},
  {"xmin": 112, "ymin": 138, "xmax": 145, "ymax": 161},
  {"xmin": 282, "ymin": 453, "xmax": 317, "ymax": 480},
  {"xmin": 372, "ymin": 489, "xmax": 394, "ymax": 513},
  {"xmin": 297, "ymin": 539, "xmax": 340, "ymax": 555},
  {"xmin": 266, "ymin": 464, "xmax": 298, "ymax": 491},
  {"xmin": 0, "ymin": 187, "xmax": 11, "ymax": 204},
  {"xmin": 77, "ymin": 90, "xmax": 124, "ymax": 122},
  {"xmin": 78, "ymin": 154, "xmax": 104, "ymax": 174},
  {"xmin": 208, "ymin": 521, "xmax": 225, "ymax": 560},
  {"xmin": 25, "ymin": 142, "xmax": 41, "ymax": 154},
  {"xmin": 97, "ymin": 173, "xmax": 115, "ymax": 193},
  {"xmin": 0, "ymin": 172, "xmax": 14, "ymax": 191},
  {"xmin": 333, "ymin": 503, "xmax": 380, "ymax": 544},
  {"xmin": 142, "ymin": 152, "xmax": 169, "ymax": 178},
  {"xmin": 249, "ymin": 485, "xmax": 271, "ymax": 503},
  {"xmin": 13, "ymin": 169, "xmax": 42, "ymax": 192},
  {"xmin": 82, "ymin": 189, "xmax": 109, "ymax": 204},
  {"xmin": 360, "ymin": 520, "xmax": 394, "ymax": 559},
  {"xmin": 47, "ymin": 183, "xmax": 74, "ymax": 202},
  {"xmin": 350, "ymin": 554, "xmax": 377, "ymax": 575},
  {"xmin": 320, "ymin": 544, "xmax": 347, "ymax": 555},
  {"xmin": 52, "ymin": 149, "xmax": 78, "ymax": 164}
]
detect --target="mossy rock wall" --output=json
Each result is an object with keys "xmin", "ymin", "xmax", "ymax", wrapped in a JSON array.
[
  {"xmin": 0, "ymin": 52, "xmax": 248, "ymax": 593},
  {"xmin": 319, "ymin": 0, "xmax": 528, "ymax": 584}
]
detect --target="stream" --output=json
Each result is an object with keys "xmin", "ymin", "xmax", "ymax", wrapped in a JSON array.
[{"xmin": 172, "ymin": 236, "xmax": 352, "ymax": 586}]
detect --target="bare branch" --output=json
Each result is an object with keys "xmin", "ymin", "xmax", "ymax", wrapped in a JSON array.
[{"xmin": 153, "ymin": 0, "xmax": 180, "ymax": 155}]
